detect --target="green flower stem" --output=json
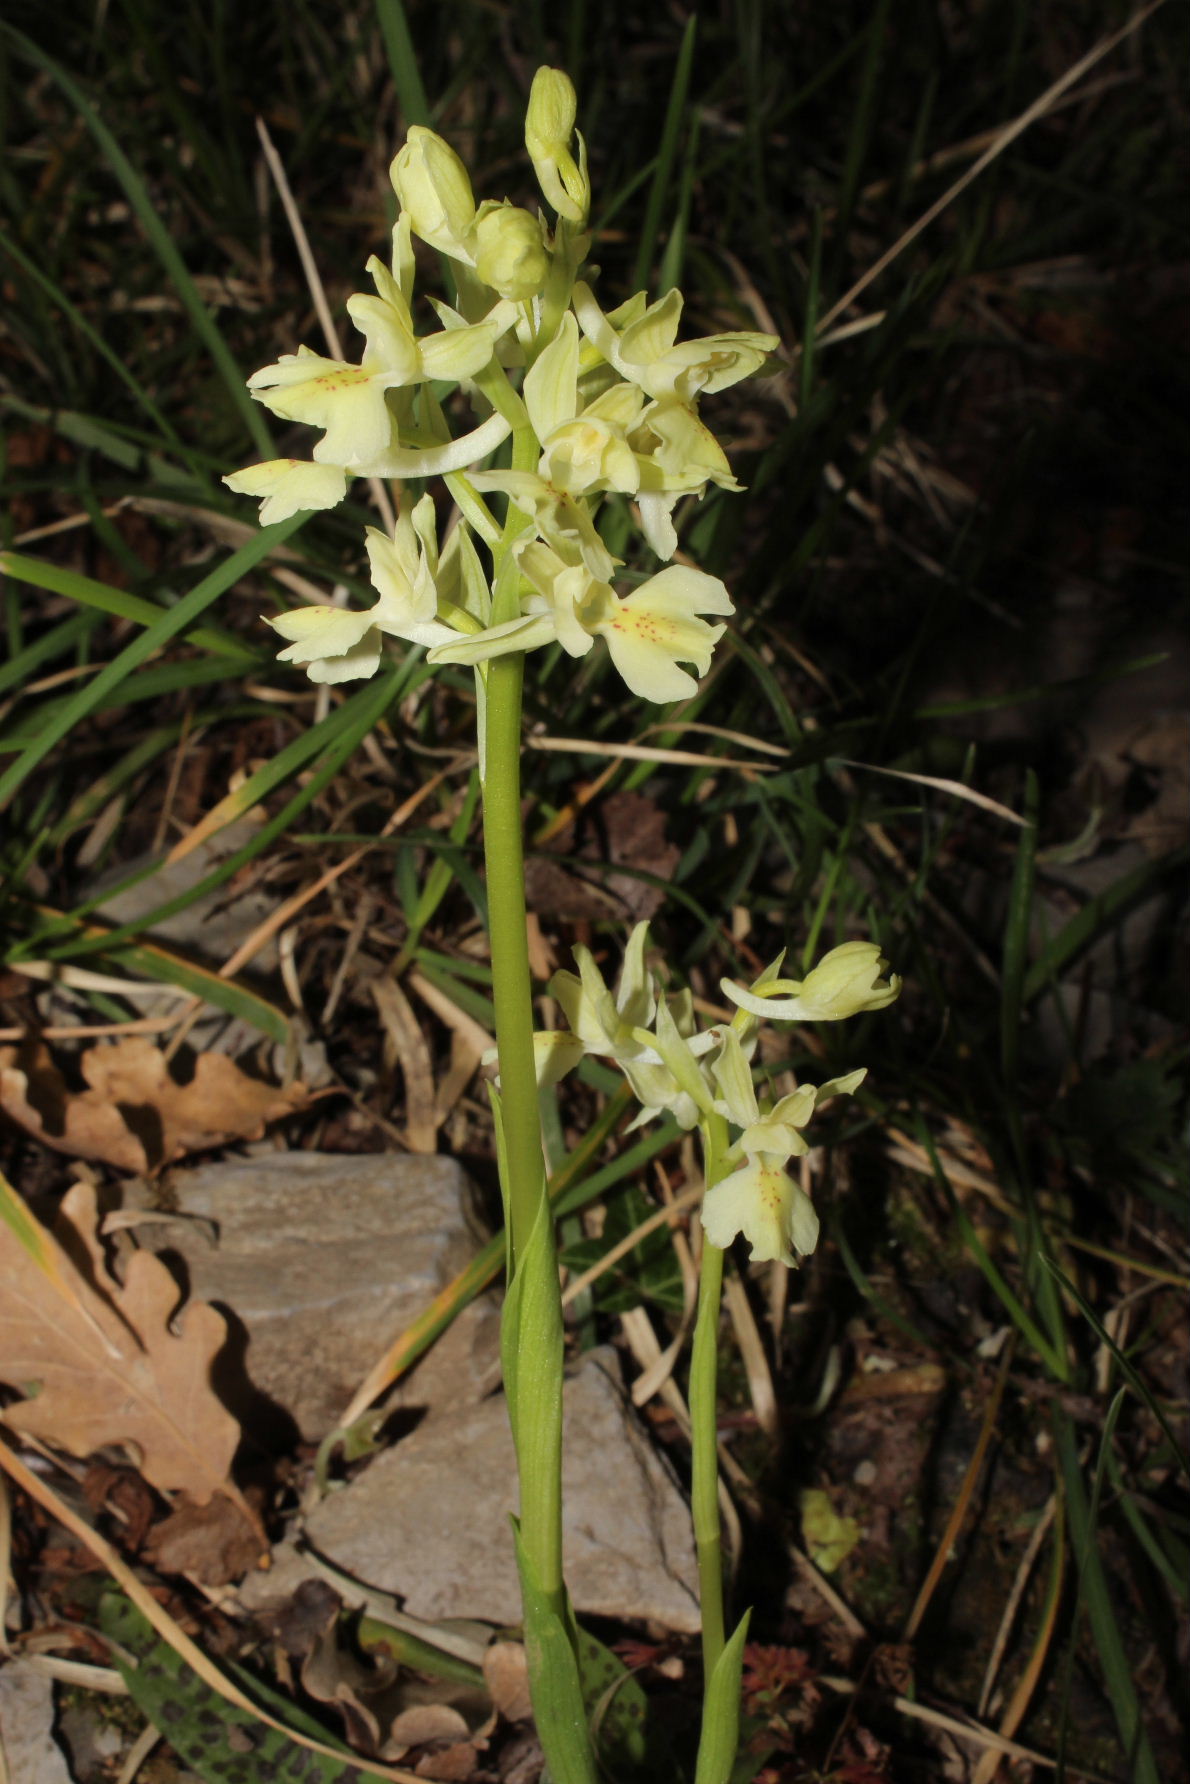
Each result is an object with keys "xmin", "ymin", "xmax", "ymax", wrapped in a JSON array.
[
  {"xmin": 690, "ymin": 1111, "xmax": 731, "ymax": 1683},
  {"xmin": 481, "ymin": 406, "xmax": 570, "ymax": 1633},
  {"xmin": 482, "ymin": 653, "xmax": 543, "ymax": 1274}
]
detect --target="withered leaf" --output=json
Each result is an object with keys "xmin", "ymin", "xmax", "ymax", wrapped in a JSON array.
[
  {"xmin": 0, "ymin": 1037, "xmax": 309, "ymax": 1174},
  {"xmin": 144, "ymin": 1489, "xmax": 265, "ymax": 1585},
  {"xmin": 482, "ymin": 1640, "xmax": 532, "ymax": 1723},
  {"xmin": 0, "ymin": 1178, "xmax": 242, "ymax": 1504}
]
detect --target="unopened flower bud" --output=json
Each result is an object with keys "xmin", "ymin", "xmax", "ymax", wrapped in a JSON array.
[
  {"xmin": 390, "ymin": 126, "xmax": 476, "ymax": 260},
  {"xmin": 473, "ymin": 202, "xmax": 550, "ymax": 301},
  {"xmin": 525, "ymin": 66, "xmax": 589, "ymax": 223},
  {"xmin": 720, "ymin": 939, "xmax": 901, "ymax": 1024},
  {"xmin": 796, "ymin": 942, "xmax": 900, "ymax": 1019}
]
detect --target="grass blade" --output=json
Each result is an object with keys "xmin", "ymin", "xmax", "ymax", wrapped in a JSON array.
[
  {"xmin": 0, "ymin": 515, "xmax": 306, "ymax": 811},
  {"xmin": 0, "ymin": 552, "xmax": 258, "ymax": 662},
  {"xmin": 631, "ymin": 14, "xmax": 697, "ymax": 293},
  {"xmin": 1, "ymin": 24, "xmax": 272, "ymax": 456}
]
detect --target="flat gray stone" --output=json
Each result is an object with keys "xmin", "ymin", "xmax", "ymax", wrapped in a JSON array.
[
  {"xmin": 295, "ymin": 1348, "xmax": 700, "ymax": 1633},
  {"xmin": 94, "ymin": 819, "xmax": 280, "ymax": 973},
  {"xmin": 0, "ymin": 1661, "xmax": 74, "ymax": 1784},
  {"xmin": 141, "ymin": 1151, "xmax": 499, "ymax": 1441}
]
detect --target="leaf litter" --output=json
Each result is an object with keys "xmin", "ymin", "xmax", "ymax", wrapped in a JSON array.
[
  {"xmin": 0, "ymin": 1174, "xmax": 251, "ymax": 1515},
  {"xmin": 0, "ymin": 1035, "xmax": 310, "ymax": 1173}
]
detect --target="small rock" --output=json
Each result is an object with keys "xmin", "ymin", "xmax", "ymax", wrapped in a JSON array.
[
  {"xmin": 295, "ymin": 1348, "xmax": 700, "ymax": 1633},
  {"xmin": 0, "ymin": 1661, "xmax": 74, "ymax": 1784},
  {"xmin": 94, "ymin": 819, "xmax": 280, "ymax": 974},
  {"xmin": 139, "ymin": 1152, "xmax": 500, "ymax": 1442}
]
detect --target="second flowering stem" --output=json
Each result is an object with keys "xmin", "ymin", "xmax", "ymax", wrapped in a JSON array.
[{"xmin": 690, "ymin": 1111, "xmax": 731, "ymax": 1682}]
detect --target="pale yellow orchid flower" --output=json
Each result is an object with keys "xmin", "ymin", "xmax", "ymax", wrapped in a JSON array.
[
  {"xmin": 701, "ymin": 1155, "xmax": 821, "ymax": 1266},
  {"xmin": 720, "ymin": 940, "xmax": 901, "ymax": 1023},
  {"xmin": 266, "ymin": 604, "xmax": 387, "ymax": 686},
  {"xmin": 573, "ymin": 281, "xmax": 777, "ymax": 404},
  {"xmin": 550, "ymin": 921, "xmax": 656, "ymax": 1059},
  {"xmin": 466, "ymin": 470, "xmax": 619, "ymax": 582},
  {"xmin": 222, "ymin": 458, "xmax": 348, "ymax": 525},
  {"xmin": 581, "ymin": 564, "xmax": 732, "ymax": 701},
  {"xmin": 473, "ymin": 314, "xmax": 739, "ymax": 564},
  {"xmin": 515, "ymin": 314, "xmax": 644, "ymax": 499},
  {"xmin": 245, "ymin": 258, "xmax": 512, "ymax": 471},
  {"xmin": 428, "ymin": 542, "xmax": 732, "ymax": 703},
  {"xmin": 363, "ymin": 493, "xmax": 459, "ymax": 652},
  {"xmin": 264, "ymin": 494, "xmax": 458, "ymax": 684},
  {"xmin": 699, "ymin": 1029, "xmax": 865, "ymax": 1264},
  {"xmin": 539, "ymin": 926, "xmax": 713, "ymax": 1129}
]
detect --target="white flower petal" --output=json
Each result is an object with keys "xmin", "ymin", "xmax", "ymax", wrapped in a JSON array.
[
  {"xmin": 366, "ymin": 410, "xmax": 511, "ymax": 479},
  {"xmin": 364, "ymin": 524, "xmax": 455, "ymax": 649},
  {"xmin": 248, "ymin": 352, "xmax": 396, "ymax": 469},
  {"xmin": 345, "ymin": 292, "xmax": 421, "ymax": 382},
  {"xmin": 710, "ymin": 1028, "xmax": 759, "ymax": 1131},
  {"xmin": 267, "ymin": 605, "xmax": 374, "ymax": 654},
  {"xmin": 265, "ymin": 606, "xmax": 384, "ymax": 684},
  {"xmin": 635, "ymin": 492, "xmax": 681, "ymax": 561},
  {"xmin": 223, "ymin": 459, "xmax": 347, "ymax": 525},
  {"xmin": 533, "ymin": 1029, "xmax": 586, "ymax": 1089},
  {"xmin": 589, "ymin": 567, "xmax": 731, "ymax": 703},
  {"xmin": 524, "ymin": 312, "xmax": 580, "ymax": 440},
  {"xmin": 701, "ymin": 1155, "xmax": 819, "ymax": 1266},
  {"xmin": 418, "ymin": 315, "xmax": 507, "ymax": 384},
  {"xmin": 427, "ymin": 612, "xmax": 560, "ymax": 666}
]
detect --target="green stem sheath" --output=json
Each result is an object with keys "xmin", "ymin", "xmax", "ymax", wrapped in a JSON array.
[
  {"xmin": 481, "ymin": 650, "xmax": 564, "ymax": 1614},
  {"xmin": 482, "ymin": 655, "xmax": 542, "ymax": 1272},
  {"xmin": 481, "ymin": 398, "xmax": 567, "ymax": 1622}
]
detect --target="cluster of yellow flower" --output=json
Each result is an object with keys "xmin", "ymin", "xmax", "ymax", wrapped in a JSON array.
[
  {"xmin": 535, "ymin": 926, "xmax": 901, "ymax": 1267},
  {"xmin": 225, "ymin": 69, "xmax": 778, "ymax": 703}
]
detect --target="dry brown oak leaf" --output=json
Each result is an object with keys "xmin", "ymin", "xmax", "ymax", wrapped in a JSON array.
[
  {"xmin": 0, "ymin": 1036, "xmax": 309, "ymax": 1174},
  {"xmin": 0, "ymin": 1177, "xmax": 242, "ymax": 1505}
]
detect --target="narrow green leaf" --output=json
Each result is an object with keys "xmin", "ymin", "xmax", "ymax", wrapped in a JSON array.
[
  {"xmin": 694, "ymin": 1609, "xmax": 751, "ymax": 1784},
  {"xmin": 1024, "ymin": 844, "xmax": 1189, "ymax": 1005},
  {"xmin": 0, "ymin": 611, "xmax": 94, "ymax": 699},
  {"xmin": 0, "ymin": 224, "xmax": 185, "ymax": 450},
  {"xmin": 913, "ymin": 1116, "xmax": 1067, "ymax": 1377},
  {"xmin": 98, "ymin": 1591, "xmax": 389, "ymax": 1782},
  {"xmin": 830, "ymin": 0, "xmax": 892, "ymax": 249},
  {"xmin": 1105, "ymin": 1451, "xmax": 1189, "ymax": 1602},
  {"xmin": 0, "ymin": 1167, "xmax": 63, "ymax": 1282},
  {"xmin": 98, "ymin": 942, "xmax": 291, "ymax": 1044},
  {"xmin": 0, "ymin": 27, "xmax": 271, "ymax": 456},
  {"xmin": 0, "ymin": 551, "xmax": 258, "ymax": 661},
  {"xmin": 656, "ymin": 106, "xmax": 700, "ymax": 297},
  {"xmin": 167, "ymin": 669, "xmax": 422, "ymax": 862},
  {"xmin": 1041, "ymin": 1254, "xmax": 1189, "ymax": 1475},
  {"xmin": 511, "ymin": 1525, "xmax": 599, "ymax": 1784},
  {"xmin": 374, "ymin": 0, "xmax": 431, "ymax": 127},
  {"xmin": 0, "ymin": 515, "xmax": 306, "ymax": 811},
  {"xmin": 1054, "ymin": 1410, "xmax": 1159, "ymax": 1784},
  {"xmin": 632, "ymin": 14, "xmax": 697, "ymax": 292}
]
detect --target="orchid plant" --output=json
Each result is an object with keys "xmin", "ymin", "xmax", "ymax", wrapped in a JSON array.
[{"xmin": 226, "ymin": 68, "xmax": 899, "ymax": 1784}]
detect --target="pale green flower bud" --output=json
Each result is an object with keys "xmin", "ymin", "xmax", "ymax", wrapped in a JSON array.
[
  {"xmin": 720, "ymin": 939, "xmax": 901, "ymax": 1023},
  {"xmin": 797, "ymin": 942, "xmax": 900, "ymax": 1019},
  {"xmin": 525, "ymin": 66, "xmax": 589, "ymax": 223},
  {"xmin": 473, "ymin": 201, "xmax": 550, "ymax": 301},
  {"xmin": 390, "ymin": 126, "xmax": 477, "ymax": 260}
]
